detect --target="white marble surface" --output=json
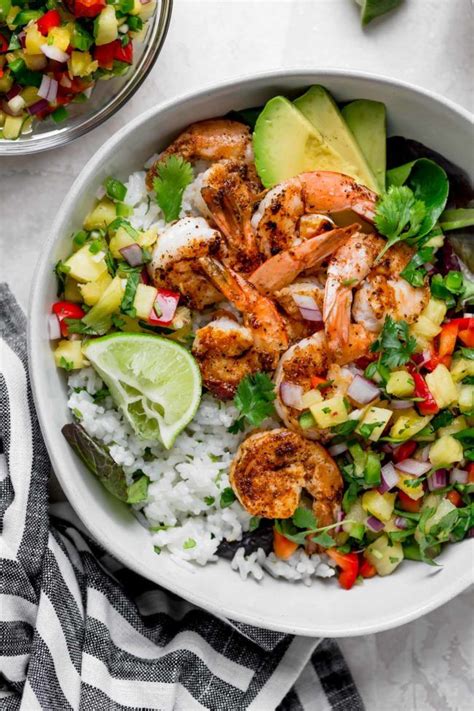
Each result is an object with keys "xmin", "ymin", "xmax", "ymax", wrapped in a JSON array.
[{"xmin": 1, "ymin": 1, "xmax": 473, "ymax": 708}]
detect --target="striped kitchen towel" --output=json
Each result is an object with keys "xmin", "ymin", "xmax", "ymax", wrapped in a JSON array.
[{"xmin": 0, "ymin": 284, "xmax": 364, "ymax": 711}]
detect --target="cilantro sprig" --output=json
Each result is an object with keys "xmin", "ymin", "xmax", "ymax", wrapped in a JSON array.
[
  {"xmin": 275, "ymin": 506, "xmax": 353, "ymax": 548},
  {"xmin": 228, "ymin": 373, "xmax": 276, "ymax": 433},
  {"xmin": 374, "ymin": 186, "xmax": 426, "ymax": 260},
  {"xmin": 400, "ymin": 246, "xmax": 435, "ymax": 287},
  {"xmin": 153, "ymin": 155, "xmax": 194, "ymax": 223},
  {"xmin": 370, "ymin": 315, "xmax": 417, "ymax": 369}
]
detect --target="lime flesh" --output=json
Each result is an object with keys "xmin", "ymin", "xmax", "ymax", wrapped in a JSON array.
[{"xmin": 84, "ymin": 333, "xmax": 201, "ymax": 449}]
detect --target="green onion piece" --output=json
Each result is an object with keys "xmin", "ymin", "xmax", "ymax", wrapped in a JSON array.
[
  {"xmin": 51, "ymin": 106, "xmax": 69, "ymax": 124},
  {"xmin": 105, "ymin": 177, "xmax": 127, "ymax": 202}
]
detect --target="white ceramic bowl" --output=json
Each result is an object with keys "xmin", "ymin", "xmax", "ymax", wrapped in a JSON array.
[{"xmin": 29, "ymin": 70, "xmax": 474, "ymax": 637}]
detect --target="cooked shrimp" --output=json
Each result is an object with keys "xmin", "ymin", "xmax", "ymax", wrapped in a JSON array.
[
  {"xmin": 274, "ymin": 329, "xmax": 372, "ymax": 441},
  {"xmin": 324, "ymin": 234, "xmax": 430, "ymax": 353},
  {"xmin": 249, "ymin": 224, "xmax": 358, "ymax": 295},
  {"xmin": 146, "ymin": 119, "xmax": 252, "ymax": 189},
  {"xmin": 199, "ymin": 159, "xmax": 263, "ymax": 273},
  {"xmin": 148, "ymin": 217, "xmax": 224, "ymax": 310},
  {"xmin": 229, "ymin": 428, "xmax": 343, "ymax": 528},
  {"xmin": 192, "ymin": 258, "xmax": 289, "ymax": 397},
  {"xmin": 251, "ymin": 171, "xmax": 377, "ymax": 258}
]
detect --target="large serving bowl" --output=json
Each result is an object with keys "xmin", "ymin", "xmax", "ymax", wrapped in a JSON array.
[
  {"xmin": 29, "ymin": 70, "xmax": 473, "ymax": 637},
  {"xmin": 0, "ymin": 0, "xmax": 172, "ymax": 156}
]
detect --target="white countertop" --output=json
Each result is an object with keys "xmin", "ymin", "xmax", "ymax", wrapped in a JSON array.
[{"xmin": 1, "ymin": 1, "xmax": 472, "ymax": 708}]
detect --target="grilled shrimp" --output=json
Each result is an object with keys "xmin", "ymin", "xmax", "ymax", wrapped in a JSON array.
[
  {"xmin": 251, "ymin": 171, "xmax": 377, "ymax": 258},
  {"xmin": 230, "ymin": 428, "xmax": 343, "ymax": 528},
  {"xmin": 199, "ymin": 159, "xmax": 263, "ymax": 273},
  {"xmin": 146, "ymin": 119, "xmax": 253, "ymax": 189},
  {"xmin": 148, "ymin": 217, "xmax": 224, "ymax": 310},
  {"xmin": 324, "ymin": 233, "xmax": 430, "ymax": 354},
  {"xmin": 274, "ymin": 329, "xmax": 372, "ymax": 441},
  {"xmin": 192, "ymin": 258, "xmax": 289, "ymax": 398}
]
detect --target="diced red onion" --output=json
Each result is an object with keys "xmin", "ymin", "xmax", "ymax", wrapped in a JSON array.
[
  {"xmin": 279, "ymin": 381, "xmax": 304, "ymax": 410},
  {"xmin": 140, "ymin": 0, "xmax": 152, "ymax": 4},
  {"xmin": 463, "ymin": 313, "xmax": 474, "ymax": 318},
  {"xmin": 298, "ymin": 306, "xmax": 323, "ymax": 322},
  {"xmin": 419, "ymin": 445, "xmax": 431, "ymax": 463},
  {"xmin": 381, "ymin": 443, "xmax": 394, "ymax": 454},
  {"xmin": 328, "ymin": 442, "xmax": 348, "ymax": 456},
  {"xmin": 119, "ymin": 243, "xmax": 144, "ymax": 267},
  {"xmin": 335, "ymin": 510, "xmax": 345, "ymax": 534},
  {"xmin": 389, "ymin": 399, "xmax": 413, "ymax": 410},
  {"xmin": 140, "ymin": 267, "xmax": 150, "ymax": 285},
  {"xmin": 95, "ymin": 185, "xmax": 106, "ymax": 200},
  {"xmin": 38, "ymin": 75, "xmax": 58, "ymax": 102},
  {"xmin": 1, "ymin": 99, "xmax": 21, "ymax": 116},
  {"xmin": 6, "ymin": 85, "xmax": 21, "ymax": 100},
  {"xmin": 396, "ymin": 459, "xmax": 432, "ymax": 476},
  {"xmin": 27, "ymin": 99, "xmax": 50, "ymax": 116},
  {"xmin": 468, "ymin": 528, "xmax": 474, "ymax": 539},
  {"xmin": 40, "ymin": 44, "xmax": 69, "ymax": 63},
  {"xmin": 347, "ymin": 374, "xmax": 380, "ymax": 405},
  {"xmin": 378, "ymin": 462, "xmax": 399, "ymax": 493},
  {"xmin": 427, "ymin": 469, "xmax": 447, "ymax": 491},
  {"xmin": 423, "ymin": 262, "xmax": 435, "ymax": 274},
  {"xmin": 366, "ymin": 515, "xmax": 384, "ymax": 532},
  {"xmin": 394, "ymin": 516, "xmax": 408, "ymax": 529},
  {"xmin": 346, "ymin": 363, "xmax": 364, "ymax": 377},
  {"xmin": 48, "ymin": 314, "xmax": 61, "ymax": 340},
  {"xmin": 293, "ymin": 294, "xmax": 323, "ymax": 322},
  {"xmin": 450, "ymin": 468, "xmax": 468, "ymax": 485}
]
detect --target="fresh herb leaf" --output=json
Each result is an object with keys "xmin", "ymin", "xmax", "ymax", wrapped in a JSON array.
[
  {"xmin": 204, "ymin": 496, "xmax": 215, "ymax": 506},
  {"xmin": 431, "ymin": 271, "xmax": 465, "ymax": 308},
  {"xmin": 183, "ymin": 538, "xmax": 196, "ymax": 549},
  {"xmin": 120, "ymin": 270, "xmax": 140, "ymax": 317},
  {"xmin": 358, "ymin": 421, "xmax": 384, "ymax": 439},
  {"xmin": 292, "ymin": 507, "xmax": 317, "ymax": 530},
  {"xmin": 342, "ymin": 481, "xmax": 360, "ymax": 514},
  {"xmin": 220, "ymin": 487, "xmax": 236, "ymax": 508},
  {"xmin": 249, "ymin": 516, "xmax": 261, "ymax": 532},
  {"xmin": 63, "ymin": 318, "xmax": 98, "ymax": 335},
  {"xmin": 370, "ymin": 316, "xmax": 416, "ymax": 369},
  {"xmin": 374, "ymin": 186, "xmax": 426, "ymax": 260},
  {"xmin": 92, "ymin": 387, "xmax": 110, "ymax": 403},
  {"xmin": 228, "ymin": 373, "xmax": 276, "ymax": 433},
  {"xmin": 54, "ymin": 260, "xmax": 70, "ymax": 296},
  {"xmin": 153, "ymin": 155, "xmax": 194, "ymax": 223},
  {"xmin": 431, "ymin": 410, "xmax": 455, "ymax": 431},
  {"xmin": 127, "ymin": 474, "xmax": 150, "ymax": 504},
  {"xmin": 311, "ymin": 531, "xmax": 335, "ymax": 548},
  {"xmin": 59, "ymin": 356, "xmax": 74, "ymax": 371},
  {"xmin": 460, "ymin": 347, "xmax": 474, "ymax": 361},
  {"xmin": 355, "ymin": 0, "xmax": 402, "ymax": 26},
  {"xmin": 400, "ymin": 246, "xmax": 434, "ymax": 287}
]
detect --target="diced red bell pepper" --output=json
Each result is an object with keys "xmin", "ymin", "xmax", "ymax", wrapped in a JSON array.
[
  {"xmin": 52, "ymin": 301, "xmax": 85, "ymax": 337},
  {"xmin": 326, "ymin": 549, "xmax": 359, "ymax": 590},
  {"xmin": 410, "ymin": 370, "xmax": 439, "ymax": 416},
  {"xmin": 393, "ymin": 440, "xmax": 417, "ymax": 463},
  {"xmin": 448, "ymin": 317, "xmax": 474, "ymax": 330},
  {"xmin": 0, "ymin": 33, "xmax": 8, "ymax": 53},
  {"xmin": 0, "ymin": 68, "xmax": 3, "ymax": 78},
  {"xmin": 424, "ymin": 354, "xmax": 451, "ymax": 372},
  {"xmin": 310, "ymin": 375, "xmax": 330, "ymax": 390},
  {"xmin": 398, "ymin": 490, "xmax": 422, "ymax": 512},
  {"xmin": 37, "ymin": 9, "xmax": 61, "ymax": 35},
  {"xmin": 458, "ymin": 328, "xmax": 474, "ymax": 348},
  {"xmin": 273, "ymin": 529, "xmax": 298, "ymax": 560},
  {"xmin": 467, "ymin": 463, "xmax": 474, "ymax": 483},
  {"xmin": 74, "ymin": 0, "xmax": 106, "ymax": 18},
  {"xmin": 359, "ymin": 558, "xmax": 377, "ymax": 579},
  {"xmin": 148, "ymin": 289, "xmax": 180, "ymax": 327},
  {"xmin": 446, "ymin": 490, "xmax": 463, "ymax": 508},
  {"xmin": 113, "ymin": 39, "xmax": 133, "ymax": 64},
  {"xmin": 94, "ymin": 42, "xmax": 116, "ymax": 70}
]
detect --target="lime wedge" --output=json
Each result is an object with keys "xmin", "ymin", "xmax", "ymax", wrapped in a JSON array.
[{"xmin": 84, "ymin": 333, "xmax": 201, "ymax": 449}]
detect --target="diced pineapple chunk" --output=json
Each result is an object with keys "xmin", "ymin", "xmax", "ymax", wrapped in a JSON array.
[
  {"xmin": 68, "ymin": 50, "xmax": 98, "ymax": 77},
  {"xmin": 386, "ymin": 370, "xmax": 415, "ymax": 398},
  {"xmin": 310, "ymin": 395, "xmax": 349, "ymax": 429},
  {"xmin": 64, "ymin": 276, "xmax": 83, "ymax": 303},
  {"xmin": 25, "ymin": 24, "xmax": 44, "ymax": 55},
  {"xmin": 110, "ymin": 227, "xmax": 137, "ymax": 259},
  {"xmin": 451, "ymin": 357, "xmax": 474, "ymax": 382},
  {"xmin": 424, "ymin": 498, "xmax": 457, "ymax": 534},
  {"xmin": 137, "ymin": 228, "xmax": 158, "ymax": 249},
  {"xmin": 2, "ymin": 115, "xmax": 24, "ymax": 140},
  {"xmin": 79, "ymin": 271, "xmax": 112, "ymax": 306},
  {"xmin": 356, "ymin": 406, "xmax": 392, "ymax": 441},
  {"xmin": 364, "ymin": 535, "xmax": 403, "ymax": 576},
  {"xmin": 83, "ymin": 199, "xmax": 117, "ymax": 230},
  {"xmin": 422, "ymin": 298, "xmax": 448, "ymax": 326},
  {"xmin": 64, "ymin": 244, "xmax": 108, "ymax": 283},
  {"xmin": 133, "ymin": 284, "xmax": 157, "ymax": 320},
  {"xmin": 95, "ymin": 6, "xmax": 118, "ymax": 46},
  {"xmin": 342, "ymin": 500, "xmax": 366, "ymax": 538},
  {"xmin": 54, "ymin": 340, "xmax": 86, "ymax": 370},
  {"xmin": 389, "ymin": 412, "xmax": 432, "ymax": 441},
  {"xmin": 411, "ymin": 315, "xmax": 442, "ymax": 340},
  {"xmin": 82, "ymin": 276, "xmax": 125, "ymax": 334},
  {"xmin": 396, "ymin": 473, "xmax": 424, "ymax": 500},
  {"xmin": 301, "ymin": 388, "xmax": 323, "ymax": 408},
  {"xmin": 459, "ymin": 384, "xmax": 474, "ymax": 414},
  {"xmin": 20, "ymin": 86, "xmax": 40, "ymax": 107},
  {"xmin": 48, "ymin": 26, "xmax": 71, "ymax": 52},
  {"xmin": 429, "ymin": 435, "xmax": 463, "ymax": 468},
  {"xmin": 425, "ymin": 364, "xmax": 458, "ymax": 408},
  {"xmin": 361, "ymin": 490, "xmax": 396, "ymax": 522}
]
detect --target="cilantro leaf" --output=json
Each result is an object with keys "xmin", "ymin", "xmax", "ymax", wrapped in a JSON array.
[
  {"xmin": 400, "ymin": 246, "xmax": 434, "ymax": 287},
  {"xmin": 460, "ymin": 347, "xmax": 474, "ymax": 361},
  {"xmin": 120, "ymin": 270, "xmax": 140, "ymax": 317},
  {"xmin": 153, "ymin": 155, "xmax": 194, "ymax": 223},
  {"xmin": 220, "ymin": 487, "xmax": 236, "ymax": 508},
  {"xmin": 127, "ymin": 474, "xmax": 150, "ymax": 504},
  {"xmin": 430, "ymin": 271, "xmax": 465, "ymax": 308},
  {"xmin": 374, "ymin": 186, "xmax": 426, "ymax": 260},
  {"xmin": 370, "ymin": 316, "xmax": 417, "ymax": 369},
  {"xmin": 292, "ymin": 507, "xmax": 317, "ymax": 530},
  {"xmin": 228, "ymin": 373, "xmax": 276, "ymax": 433},
  {"xmin": 311, "ymin": 531, "xmax": 335, "ymax": 548}
]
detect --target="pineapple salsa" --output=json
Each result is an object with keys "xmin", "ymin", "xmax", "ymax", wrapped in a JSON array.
[{"xmin": 0, "ymin": 0, "xmax": 156, "ymax": 139}]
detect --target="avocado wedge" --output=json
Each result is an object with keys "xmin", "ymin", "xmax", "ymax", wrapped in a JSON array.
[
  {"xmin": 342, "ymin": 100, "xmax": 387, "ymax": 192},
  {"xmin": 294, "ymin": 86, "xmax": 380, "ymax": 193},
  {"xmin": 255, "ymin": 96, "xmax": 368, "ymax": 188}
]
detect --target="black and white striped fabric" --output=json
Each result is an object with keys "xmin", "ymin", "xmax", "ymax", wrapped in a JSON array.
[{"xmin": 0, "ymin": 284, "xmax": 364, "ymax": 711}]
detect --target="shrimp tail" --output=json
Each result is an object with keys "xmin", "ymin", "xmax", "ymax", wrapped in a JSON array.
[{"xmin": 325, "ymin": 286, "xmax": 351, "ymax": 352}]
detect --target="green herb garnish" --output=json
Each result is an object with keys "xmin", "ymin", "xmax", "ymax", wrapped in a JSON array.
[
  {"xmin": 228, "ymin": 373, "xmax": 276, "ymax": 433},
  {"xmin": 153, "ymin": 155, "xmax": 194, "ymax": 223}
]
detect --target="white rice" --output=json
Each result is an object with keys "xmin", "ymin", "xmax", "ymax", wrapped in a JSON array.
[{"xmin": 65, "ymin": 159, "xmax": 334, "ymax": 584}]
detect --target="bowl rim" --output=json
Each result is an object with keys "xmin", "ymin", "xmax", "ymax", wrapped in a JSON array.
[
  {"xmin": 28, "ymin": 68, "xmax": 474, "ymax": 636},
  {"xmin": 0, "ymin": 0, "xmax": 173, "ymax": 156}
]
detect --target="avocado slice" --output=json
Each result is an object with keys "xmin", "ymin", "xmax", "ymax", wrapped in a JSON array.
[
  {"xmin": 253, "ymin": 96, "xmax": 356, "ymax": 189},
  {"xmin": 294, "ymin": 86, "xmax": 379, "ymax": 193},
  {"xmin": 341, "ymin": 100, "xmax": 387, "ymax": 192}
]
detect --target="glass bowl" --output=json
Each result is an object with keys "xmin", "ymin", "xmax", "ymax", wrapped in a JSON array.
[{"xmin": 0, "ymin": 0, "xmax": 172, "ymax": 156}]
